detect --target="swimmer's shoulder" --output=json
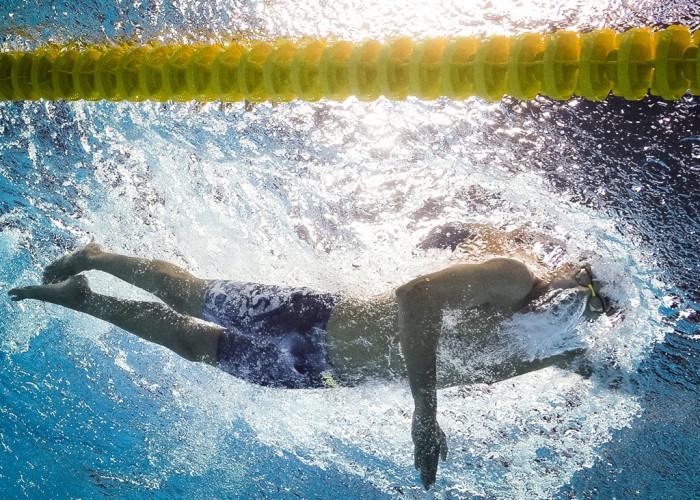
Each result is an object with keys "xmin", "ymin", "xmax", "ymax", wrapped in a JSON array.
[
  {"xmin": 477, "ymin": 257, "xmax": 534, "ymax": 276},
  {"xmin": 396, "ymin": 258, "xmax": 531, "ymax": 290}
]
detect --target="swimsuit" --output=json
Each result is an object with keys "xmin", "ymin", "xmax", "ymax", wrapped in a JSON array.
[{"xmin": 202, "ymin": 280, "xmax": 339, "ymax": 389}]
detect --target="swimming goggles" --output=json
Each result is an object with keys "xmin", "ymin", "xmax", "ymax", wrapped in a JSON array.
[{"xmin": 575, "ymin": 266, "xmax": 610, "ymax": 313}]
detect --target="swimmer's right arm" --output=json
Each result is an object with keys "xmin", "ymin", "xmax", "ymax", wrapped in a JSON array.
[
  {"xmin": 396, "ymin": 280, "xmax": 448, "ymax": 489},
  {"xmin": 395, "ymin": 260, "xmax": 531, "ymax": 487}
]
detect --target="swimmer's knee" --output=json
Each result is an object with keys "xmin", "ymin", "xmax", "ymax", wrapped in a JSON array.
[{"xmin": 150, "ymin": 260, "xmax": 206, "ymax": 315}]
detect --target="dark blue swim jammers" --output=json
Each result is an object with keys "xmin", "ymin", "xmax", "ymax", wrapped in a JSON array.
[{"xmin": 202, "ymin": 280, "xmax": 338, "ymax": 389}]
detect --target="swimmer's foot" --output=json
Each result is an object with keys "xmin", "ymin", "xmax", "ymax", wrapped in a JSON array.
[
  {"xmin": 9, "ymin": 275, "xmax": 91, "ymax": 309},
  {"xmin": 43, "ymin": 243, "xmax": 103, "ymax": 284}
]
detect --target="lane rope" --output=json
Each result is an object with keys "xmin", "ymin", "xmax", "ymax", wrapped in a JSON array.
[{"xmin": 1, "ymin": 26, "xmax": 698, "ymax": 103}]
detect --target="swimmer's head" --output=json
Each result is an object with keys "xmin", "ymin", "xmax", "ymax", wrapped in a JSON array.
[
  {"xmin": 575, "ymin": 265, "xmax": 612, "ymax": 315},
  {"xmin": 528, "ymin": 262, "xmax": 614, "ymax": 320}
]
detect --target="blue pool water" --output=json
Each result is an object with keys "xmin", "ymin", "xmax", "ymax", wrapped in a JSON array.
[{"xmin": 1, "ymin": 0, "xmax": 699, "ymax": 497}]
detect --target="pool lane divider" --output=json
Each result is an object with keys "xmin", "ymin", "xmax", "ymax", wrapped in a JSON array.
[{"xmin": 1, "ymin": 26, "xmax": 698, "ymax": 103}]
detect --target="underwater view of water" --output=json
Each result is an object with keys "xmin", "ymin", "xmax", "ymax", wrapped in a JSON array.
[{"xmin": 1, "ymin": 0, "xmax": 699, "ymax": 497}]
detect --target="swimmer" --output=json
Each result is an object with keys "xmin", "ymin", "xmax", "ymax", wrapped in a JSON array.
[{"xmin": 7, "ymin": 234, "xmax": 609, "ymax": 489}]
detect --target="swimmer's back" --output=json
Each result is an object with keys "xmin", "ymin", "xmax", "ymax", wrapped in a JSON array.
[{"xmin": 395, "ymin": 258, "xmax": 538, "ymax": 311}]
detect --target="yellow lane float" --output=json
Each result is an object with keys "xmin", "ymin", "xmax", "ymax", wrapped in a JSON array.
[{"xmin": 0, "ymin": 26, "xmax": 698, "ymax": 103}]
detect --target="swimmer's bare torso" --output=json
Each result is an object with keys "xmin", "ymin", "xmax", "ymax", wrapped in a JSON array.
[
  {"xmin": 326, "ymin": 252, "xmax": 597, "ymax": 488},
  {"xmin": 325, "ymin": 258, "xmax": 587, "ymax": 388}
]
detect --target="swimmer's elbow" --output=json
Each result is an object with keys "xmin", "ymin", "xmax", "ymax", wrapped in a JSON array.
[
  {"xmin": 485, "ymin": 259, "xmax": 537, "ymax": 305},
  {"xmin": 395, "ymin": 280, "xmax": 417, "ymax": 305},
  {"xmin": 396, "ymin": 279, "xmax": 434, "ymax": 312}
]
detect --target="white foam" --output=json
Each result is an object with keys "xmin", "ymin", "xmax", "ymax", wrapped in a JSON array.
[{"xmin": 12, "ymin": 97, "xmax": 664, "ymax": 495}]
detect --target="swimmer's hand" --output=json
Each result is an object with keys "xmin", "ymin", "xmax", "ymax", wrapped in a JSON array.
[{"xmin": 412, "ymin": 408, "xmax": 448, "ymax": 489}]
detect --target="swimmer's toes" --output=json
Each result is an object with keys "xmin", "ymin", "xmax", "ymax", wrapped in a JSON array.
[
  {"xmin": 8, "ymin": 288, "xmax": 24, "ymax": 301},
  {"xmin": 8, "ymin": 286, "xmax": 37, "ymax": 302},
  {"xmin": 8, "ymin": 276, "xmax": 91, "ymax": 306}
]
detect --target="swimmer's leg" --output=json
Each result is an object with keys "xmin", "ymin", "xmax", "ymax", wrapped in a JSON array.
[
  {"xmin": 9, "ymin": 275, "xmax": 222, "ymax": 364},
  {"xmin": 44, "ymin": 243, "xmax": 207, "ymax": 318}
]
